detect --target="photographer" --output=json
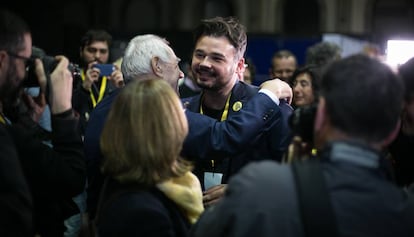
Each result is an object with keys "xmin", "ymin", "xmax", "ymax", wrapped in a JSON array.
[
  {"xmin": 72, "ymin": 29, "xmax": 124, "ymax": 137},
  {"xmin": 0, "ymin": 9, "xmax": 86, "ymax": 237},
  {"xmin": 191, "ymin": 54, "xmax": 414, "ymax": 237}
]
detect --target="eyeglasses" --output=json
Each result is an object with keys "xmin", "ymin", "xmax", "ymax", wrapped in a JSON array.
[{"xmin": 7, "ymin": 51, "xmax": 33, "ymax": 72}]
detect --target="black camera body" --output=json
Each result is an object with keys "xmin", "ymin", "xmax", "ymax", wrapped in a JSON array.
[
  {"xmin": 289, "ymin": 104, "xmax": 317, "ymax": 144},
  {"xmin": 23, "ymin": 47, "xmax": 80, "ymax": 87}
]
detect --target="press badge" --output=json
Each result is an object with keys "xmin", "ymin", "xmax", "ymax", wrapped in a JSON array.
[{"xmin": 204, "ymin": 172, "xmax": 223, "ymax": 190}]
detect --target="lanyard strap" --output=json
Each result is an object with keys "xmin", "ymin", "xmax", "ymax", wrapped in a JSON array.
[
  {"xmin": 0, "ymin": 114, "xmax": 5, "ymax": 124},
  {"xmin": 81, "ymin": 70, "xmax": 107, "ymax": 108},
  {"xmin": 200, "ymin": 93, "xmax": 231, "ymax": 122}
]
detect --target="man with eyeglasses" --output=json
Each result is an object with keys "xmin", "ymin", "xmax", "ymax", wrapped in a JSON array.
[
  {"xmin": 0, "ymin": 9, "xmax": 86, "ymax": 236},
  {"xmin": 72, "ymin": 29, "xmax": 124, "ymax": 137}
]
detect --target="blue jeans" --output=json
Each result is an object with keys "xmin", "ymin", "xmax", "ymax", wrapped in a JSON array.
[{"xmin": 64, "ymin": 187, "xmax": 87, "ymax": 237}]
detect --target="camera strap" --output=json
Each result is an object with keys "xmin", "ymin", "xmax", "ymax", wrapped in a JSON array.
[{"xmin": 292, "ymin": 159, "xmax": 339, "ymax": 237}]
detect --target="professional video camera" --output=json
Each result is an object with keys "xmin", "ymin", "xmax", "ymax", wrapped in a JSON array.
[{"xmin": 23, "ymin": 46, "xmax": 80, "ymax": 87}]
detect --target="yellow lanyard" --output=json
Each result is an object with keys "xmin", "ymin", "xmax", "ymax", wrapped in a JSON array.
[
  {"xmin": 200, "ymin": 94, "xmax": 231, "ymax": 170},
  {"xmin": 200, "ymin": 93, "xmax": 231, "ymax": 122},
  {"xmin": 81, "ymin": 70, "xmax": 107, "ymax": 108},
  {"xmin": 0, "ymin": 114, "xmax": 5, "ymax": 124}
]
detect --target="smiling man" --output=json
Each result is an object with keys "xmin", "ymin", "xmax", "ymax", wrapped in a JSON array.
[{"xmin": 182, "ymin": 16, "xmax": 293, "ymax": 207}]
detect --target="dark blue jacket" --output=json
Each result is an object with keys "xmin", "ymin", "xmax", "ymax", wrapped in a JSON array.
[
  {"xmin": 83, "ymin": 86, "xmax": 285, "ymax": 218},
  {"xmin": 181, "ymin": 81, "xmax": 293, "ymax": 187}
]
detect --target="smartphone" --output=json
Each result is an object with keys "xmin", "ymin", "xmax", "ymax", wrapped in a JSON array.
[{"xmin": 92, "ymin": 64, "xmax": 115, "ymax": 76}]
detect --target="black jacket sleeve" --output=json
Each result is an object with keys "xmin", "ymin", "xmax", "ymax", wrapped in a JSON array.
[
  {"xmin": 7, "ymin": 109, "xmax": 86, "ymax": 197},
  {"xmin": 0, "ymin": 125, "xmax": 33, "ymax": 237}
]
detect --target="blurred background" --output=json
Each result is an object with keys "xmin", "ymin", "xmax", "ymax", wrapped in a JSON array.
[{"xmin": 2, "ymin": 0, "xmax": 414, "ymax": 84}]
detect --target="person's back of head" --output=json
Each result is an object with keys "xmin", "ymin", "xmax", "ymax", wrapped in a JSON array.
[
  {"xmin": 306, "ymin": 41, "xmax": 341, "ymax": 67},
  {"xmin": 319, "ymin": 54, "xmax": 403, "ymax": 144},
  {"xmin": 193, "ymin": 16, "xmax": 247, "ymax": 60},
  {"xmin": 100, "ymin": 77, "xmax": 191, "ymax": 186},
  {"xmin": 121, "ymin": 34, "xmax": 173, "ymax": 83}
]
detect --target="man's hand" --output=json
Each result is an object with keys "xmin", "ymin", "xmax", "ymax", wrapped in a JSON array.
[
  {"xmin": 203, "ymin": 184, "xmax": 227, "ymax": 207},
  {"xmin": 260, "ymin": 78, "xmax": 293, "ymax": 104},
  {"xmin": 21, "ymin": 91, "xmax": 46, "ymax": 123},
  {"xmin": 49, "ymin": 56, "xmax": 73, "ymax": 114},
  {"xmin": 82, "ymin": 61, "xmax": 100, "ymax": 90},
  {"xmin": 108, "ymin": 65, "xmax": 124, "ymax": 88}
]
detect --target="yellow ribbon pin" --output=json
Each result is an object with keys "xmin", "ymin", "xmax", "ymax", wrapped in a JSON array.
[{"xmin": 232, "ymin": 101, "xmax": 242, "ymax": 112}]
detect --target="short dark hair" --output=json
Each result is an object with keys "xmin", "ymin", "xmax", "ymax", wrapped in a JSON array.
[
  {"xmin": 0, "ymin": 9, "xmax": 30, "ymax": 53},
  {"xmin": 321, "ymin": 54, "xmax": 404, "ymax": 142},
  {"xmin": 193, "ymin": 16, "xmax": 247, "ymax": 60},
  {"xmin": 272, "ymin": 49, "xmax": 296, "ymax": 60},
  {"xmin": 80, "ymin": 29, "xmax": 112, "ymax": 50},
  {"xmin": 290, "ymin": 65, "xmax": 321, "ymax": 100},
  {"xmin": 306, "ymin": 42, "xmax": 341, "ymax": 67}
]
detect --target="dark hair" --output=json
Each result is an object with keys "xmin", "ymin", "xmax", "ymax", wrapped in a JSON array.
[
  {"xmin": 0, "ymin": 9, "xmax": 30, "ymax": 53},
  {"xmin": 272, "ymin": 49, "xmax": 296, "ymax": 60},
  {"xmin": 398, "ymin": 57, "xmax": 414, "ymax": 102},
  {"xmin": 80, "ymin": 29, "xmax": 112, "ymax": 50},
  {"xmin": 306, "ymin": 42, "xmax": 341, "ymax": 67},
  {"xmin": 290, "ymin": 65, "xmax": 321, "ymax": 102},
  {"xmin": 193, "ymin": 16, "xmax": 247, "ymax": 59},
  {"xmin": 321, "ymin": 54, "xmax": 404, "ymax": 142}
]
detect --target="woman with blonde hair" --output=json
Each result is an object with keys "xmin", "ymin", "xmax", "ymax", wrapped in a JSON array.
[{"xmin": 95, "ymin": 77, "xmax": 203, "ymax": 236}]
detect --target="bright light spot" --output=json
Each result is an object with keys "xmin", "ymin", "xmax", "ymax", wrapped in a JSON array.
[{"xmin": 386, "ymin": 40, "xmax": 414, "ymax": 69}]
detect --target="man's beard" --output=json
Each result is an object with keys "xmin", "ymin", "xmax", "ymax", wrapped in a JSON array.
[{"xmin": 1, "ymin": 63, "xmax": 25, "ymax": 117}]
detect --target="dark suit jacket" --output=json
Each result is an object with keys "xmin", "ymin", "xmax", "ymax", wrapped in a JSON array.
[{"xmin": 182, "ymin": 81, "xmax": 293, "ymax": 187}]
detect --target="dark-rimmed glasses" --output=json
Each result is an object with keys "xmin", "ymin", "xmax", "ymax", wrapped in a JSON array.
[{"xmin": 7, "ymin": 51, "xmax": 33, "ymax": 72}]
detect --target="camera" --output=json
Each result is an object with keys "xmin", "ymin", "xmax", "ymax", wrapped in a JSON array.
[
  {"xmin": 23, "ymin": 47, "xmax": 80, "ymax": 87},
  {"xmin": 288, "ymin": 104, "xmax": 317, "ymax": 144}
]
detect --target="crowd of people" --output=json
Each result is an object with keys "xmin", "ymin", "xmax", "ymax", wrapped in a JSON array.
[{"xmin": 1, "ymin": 8, "xmax": 413, "ymax": 237}]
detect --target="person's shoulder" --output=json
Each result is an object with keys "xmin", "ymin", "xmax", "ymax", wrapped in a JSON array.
[
  {"xmin": 99, "ymin": 189, "xmax": 178, "ymax": 236},
  {"xmin": 239, "ymin": 160, "xmax": 291, "ymax": 180},
  {"xmin": 228, "ymin": 160, "xmax": 294, "ymax": 196},
  {"xmin": 105, "ymin": 188, "xmax": 172, "ymax": 219},
  {"xmin": 234, "ymin": 81, "xmax": 259, "ymax": 96}
]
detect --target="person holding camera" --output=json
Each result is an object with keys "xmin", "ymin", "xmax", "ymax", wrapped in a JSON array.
[
  {"xmin": 72, "ymin": 29, "xmax": 124, "ymax": 137},
  {"xmin": 191, "ymin": 54, "xmax": 414, "ymax": 237},
  {"xmin": 0, "ymin": 9, "xmax": 86, "ymax": 237}
]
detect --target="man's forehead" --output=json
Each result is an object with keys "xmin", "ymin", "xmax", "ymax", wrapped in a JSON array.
[
  {"xmin": 274, "ymin": 57, "xmax": 296, "ymax": 67},
  {"xmin": 87, "ymin": 41, "xmax": 109, "ymax": 49}
]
